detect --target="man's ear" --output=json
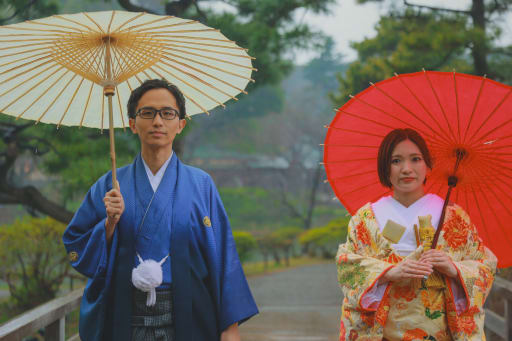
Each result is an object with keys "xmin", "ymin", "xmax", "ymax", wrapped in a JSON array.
[
  {"xmin": 177, "ymin": 118, "xmax": 187, "ymax": 134},
  {"xmin": 129, "ymin": 118, "xmax": 137, "ymax": 134}
]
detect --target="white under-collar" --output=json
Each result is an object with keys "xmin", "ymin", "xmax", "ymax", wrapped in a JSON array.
[
  {"xmin": 141, "ymin": 152, "xmax": 173, "ymax": 192},
  {"xmin": 371, "ymin": 194, "xmax": 444, "ymax": 256}
]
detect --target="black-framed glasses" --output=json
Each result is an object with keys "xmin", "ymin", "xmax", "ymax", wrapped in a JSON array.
[{"xmin": 135, "ymin": 107, "xmax": 180, "ymax": 120}]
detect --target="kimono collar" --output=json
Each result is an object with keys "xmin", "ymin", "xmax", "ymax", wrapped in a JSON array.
[
  {"xmin": 372, "ymin": 193, "xmax": 444, "ymax": 256},
  {"xmin": 141, "ymin": 151, "xmax": 174, "ymax": 192}
]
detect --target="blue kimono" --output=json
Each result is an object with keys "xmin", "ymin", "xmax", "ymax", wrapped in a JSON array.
[{"xmin": 63, "ymin": 154, "xmax": 258, "ymax": 341}]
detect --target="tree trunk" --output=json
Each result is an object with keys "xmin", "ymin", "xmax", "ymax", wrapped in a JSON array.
[
  {"xmin": 272, "ymin": 251, "xmax": 281, "ymax": 265},
  {"xmin": 471, "ymin": 0, "xmax": 488, "ymax": 76},
  {"xmin": 304, "ymin": 162, "xmax": 322, "ymax": 229}
]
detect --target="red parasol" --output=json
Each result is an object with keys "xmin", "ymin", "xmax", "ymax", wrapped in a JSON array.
[{"xmin": 323, "ymin": 70, "xmax": 512, "ymax": 268}]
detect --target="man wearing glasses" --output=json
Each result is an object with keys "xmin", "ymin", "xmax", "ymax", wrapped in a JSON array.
[{"xmin": 63, "ymin": 79, "xmax": 258, "ymax": 341}]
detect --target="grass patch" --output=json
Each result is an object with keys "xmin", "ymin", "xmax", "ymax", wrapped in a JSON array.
[{"xmin": 242, "ymin": 256, "xmax": 331, "ymax": 277}]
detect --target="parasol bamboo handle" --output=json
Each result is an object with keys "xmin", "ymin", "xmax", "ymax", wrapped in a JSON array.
[
  {"xmin": 107, "ymin": 93, "xmax": 119, "ymax": 191},
  {"xmin": 104, "ymin": 37, "xmax": 119, "ymax": 191},
  {"xmin": 431, "ymin": 148, "xmax": 467, "ymax": 249}
]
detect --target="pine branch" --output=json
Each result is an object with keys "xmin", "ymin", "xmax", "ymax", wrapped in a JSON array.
[
  {"xmin": 117, "ymin": 0, "xmax": 158, "ymax": 14},
  {"xmin": 0, "ymin": 0, "xmax": 38, "ymax": 25},
  {"xmin": 403, "ymin": 0, "xmax": 471, "ymax": 14}
]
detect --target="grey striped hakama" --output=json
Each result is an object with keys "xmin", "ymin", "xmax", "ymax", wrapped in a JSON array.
[{"xmin": 132, "ymin": 288, "xmax": 175, "ymax": 341}]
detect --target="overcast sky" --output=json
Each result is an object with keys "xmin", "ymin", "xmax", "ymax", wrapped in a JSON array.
[{"xmin": 295, "ymin": 0, "xmax": 512, "ymax": 64}]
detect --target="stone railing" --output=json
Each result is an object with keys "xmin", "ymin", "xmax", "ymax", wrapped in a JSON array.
[
  {"xmin": 0, "ymin": 288, "xmax": 82, "ymax": 341},
  {"xmin": 485, "ymin": 276, "xmax": 512, "ymax": 340},
  {"xmin": 0, "ymin": 276, "xmax": 511, "ymax": 340}
]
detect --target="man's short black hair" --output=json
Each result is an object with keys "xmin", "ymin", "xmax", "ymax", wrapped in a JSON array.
[{"xmin": 127, "ymin": 79, "xmax": 186, "ymax": 119}]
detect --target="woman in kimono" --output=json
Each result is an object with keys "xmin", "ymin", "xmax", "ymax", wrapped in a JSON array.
[{"xmin": 336, "ymin": 128, "xmax": 497, "ymax": 340}]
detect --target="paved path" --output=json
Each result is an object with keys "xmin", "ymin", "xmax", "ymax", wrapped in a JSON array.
[{"xmin": 240, "ymin": 263, "xmax": 342, "ymax": 341}]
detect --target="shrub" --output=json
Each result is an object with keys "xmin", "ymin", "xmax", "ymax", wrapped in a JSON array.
[
  {"xmin": 232, "ymin": 230, "xmax": 257, "ymax": 263},
  {"xmin": 0, "ymin": 216, "xmax": 71, "ymax": 312},
  {"xmin": 299, "ymin": 217, "xmax": 349, "ymax": 258}
]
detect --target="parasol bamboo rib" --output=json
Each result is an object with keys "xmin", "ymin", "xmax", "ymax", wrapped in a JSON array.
[
  {"xmin": 370, "ymin": 81, "xmax": 453, "ymax": 146},
  {"xmin": 338, "ymin": 109, "xmax": 418, "ymax": 134},
  {"xmin": 462, "ymin": 76, "xmax": 486, "ymax": 144},
  {"xmin": 57, "ymin": 77, "xmax": 85, "ymax": 128},
  {"xmin": 114, "ymin": 15, "xmax": 171, "ymax": 33},
  {"xmin": 154, "ymin": 35, "xmax": 235, "ymax": 44},
  {"xmin": 469, "ymin": 89, "xmax": 512, "ymax": 145},
  {"xmin": 37, "ymin": 73, "xmax": 78, "ymax": 123},
  {"xmin": 453, "ymin": 72, "xmax": 462, "ymax": 141},
  {"xmin": 150, "ymin": 65, "xmax": 219, "ymax": 112},
  {"xmin": 159, "ymin": 39, "xmax": 247, "ymax": 51},
  {"xmin": 79, "ymin": 81, "xmax": 95, "ymax": 127},
  {"xmin": 0, "ymin": 32, "xmax": 76, "ymax": 37},
  {"xmin": 107, "ymin": 11, "xmax": 115, "ymax": 34},
  {"xmin": 475, "ymin": 171, "xmax": 512, "ymax": 229},
  {"xmin": 163, "ymin": 52, "xmax": 254, "ymax": 81},
  {"xmin": 472, "ymin": 155, "xmax": 512, "ymax": 173},
  {"xmin": 395, "ymin": 74, "xmax": 455, "ymax": 144},
  {"xmin": 158, "ymin": 57, "xmax": 248, "ymax": 94},
  {"xmin": 53, "ymin": 15, "xmax": 95, "ymax": 32},
  {"xmin": 0, "ymin": 26, "xmax": 78, "ymax": 34},
  {"xmin": 1, "ymin": 66, "xmax": 66, "ymax": 115},
  {"xmin": 0, "ymin": 63, "xmax": 58, "ymax": 97},
  {"xmin": 112, "ymin": 42, "xmax": 160, "ymax": 80},
  {"xmin": 111, "ymin": 46, "xmax": 132, "ymax": 83},
  {"xmin": 468, "ymin": 180, "xmax": 493, "ymax": 249},
  {"xmin": 81, "ymin": 45, "xmax": 105, "ymax": 83},
  {"xmin": 167, "ymin": 63, "xmax": 238, "ymax": 101},
  {"xmin": 474, "ymin": 157, "xmax": 512, "ymax": 180},
  {"xmin": 348, "ymin": 94, "xmax": 448, "ymax": 145},
  {"xmin": 0, "ymin": 55, "xmax": 52, "ymax": 76},
  {"xmin": 0, "ymin": 41, "xmax": 53, "ymax": 51},
  {"xmin": 326, "ymin": 126, "xmax": 386, "ymax": 138},
  {"xmin": 343, "ymin": 180, "xmax": 382, "ymax": 196},
  {"xmin": 83, "ymin": 12, "xmax": 106, "ymax": 34},
  {"xmin": 162, "ymin": 43, "xmax": 254, "ymax": 59},
  {"xmin": 454, "ymin": 183, "xmax": 460, "ymax": 204},
  {"xmin": 322, "ymin": 157, "xmax": 376, "ymax": 164},
  {"xmin": 121, "ymin": 21, "xmax": 200, "ymax": 34},
  {"xmin": 0, "ymin": 46, "xmax": 55, "ymax": 59},
  {"xmin": 153, "ymin": 56, "xmax": 238, "ymax": 100},
  {"xmin": 23, "ymin": 19, "xmax": 86, "ymax": 33},
  {"xmin": 125, "ymin": 78, "xmax": 134, "ymax": 92},
  {"xmin": 53, "ymin": 42, "xmax": 103, "ymax": 79},
  {"xmin": 115, "ymin": 85, "xmax": 126, "ymax": 130},
  {"xmin": 156, "ymin": 45, "xmax": 256, "ymax": 70},
  {"xmin": 327, "ymin": 170, "xmax": 375, "ymax": 182},
  {"xmin": 16, "ymin": 66, "xmax": 67, "ymax": 119},
  {"xmin": 12, "ymin": 67, "xmax": 66, "ymax": 118},
  {"xmin": 111, "ymin": 11, "xmax": 145, "ymax": 32},
  {"xmin": 133, "ymin": 73, "xmax": 144, "ymax": 86},
  {"xmin": 101, "ymin": 89, "xmax": 105, "ymax": 131},
  {"xmin": 423, "ymin": 71, "xmax": 458, "ymax": 144},
  {"xmin": 0, "ymin": 38, "xmax": 63, "ymax": 43},
  {"xmin": 150, "ymin": 29, "xmax": 219, "ymax": 34},
  {"xmin": 321, "ymin": 144, "xmax": 378, "ymax": 148}
]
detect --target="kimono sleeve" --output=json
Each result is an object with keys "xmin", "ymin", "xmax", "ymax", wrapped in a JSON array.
[
  {"xmin": 207, "ymin": 178, "xmax": 258, "ymax": 332},
  {"xmin": 62, "ymin": 176, "xmax": 113, "ymax": 279},
  {"xmin": 336, "ymin": 210, "xmax": 394, "ymax": 314},
  {"xmin": 443, "ymin": 205, "xmax": 497, "ymax": 338}
]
